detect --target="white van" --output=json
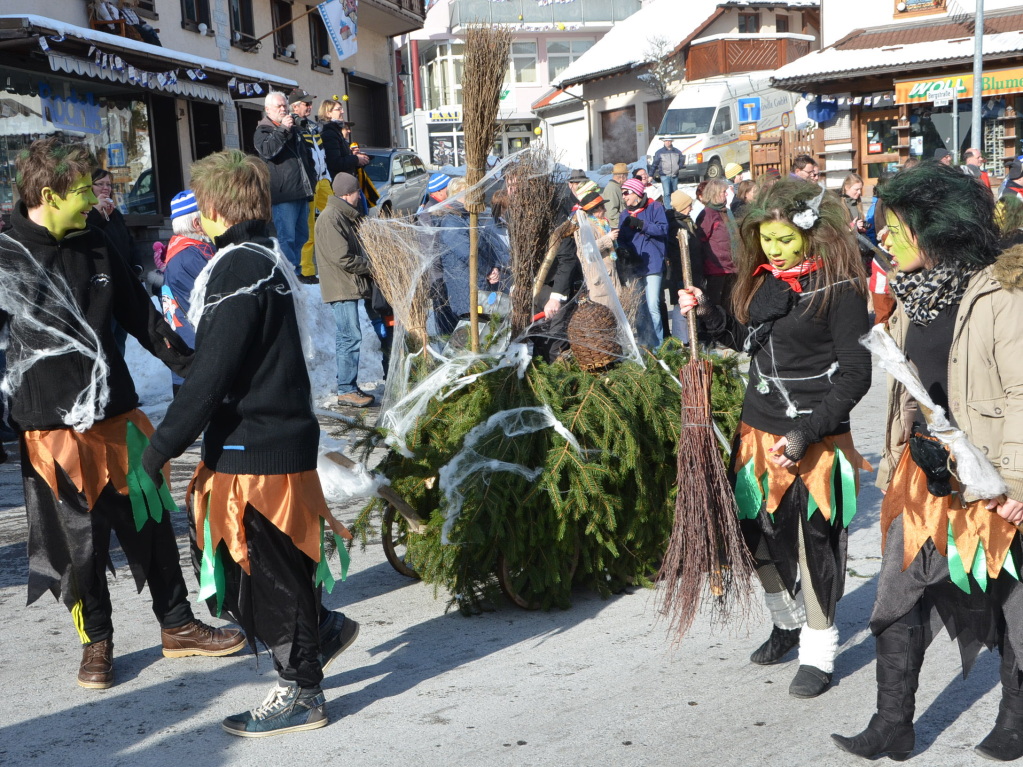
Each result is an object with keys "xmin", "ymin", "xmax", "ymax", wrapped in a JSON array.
[{"xmin": 646, "ymin": 74, "xmax": 803, "ymax": 181}]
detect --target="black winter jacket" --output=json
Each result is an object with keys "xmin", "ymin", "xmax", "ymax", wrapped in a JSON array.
[
  {"xmin": 253, "ymin": 115, "xmax": 314, "ymax": 205},
  {"xmin": 148, "ymin": 220, "xmax": 320, "ymax": 475},
  {"xmin": 0, "ymin": 203, "xmax": 191, "ymax": 431},
  {"xmin": 321, "ymin": 121, "xmax": 361, "ymax": 180}
]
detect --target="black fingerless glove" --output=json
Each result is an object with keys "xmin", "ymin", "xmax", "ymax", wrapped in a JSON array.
[{"xmin": 783, "ymin": 429, "xmax": 809, "ymax": 462}]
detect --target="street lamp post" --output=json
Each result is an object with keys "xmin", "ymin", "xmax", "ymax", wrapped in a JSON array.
[{"xmin": 972, "ymin": 0, "xmax": 984, "ymax": 161}]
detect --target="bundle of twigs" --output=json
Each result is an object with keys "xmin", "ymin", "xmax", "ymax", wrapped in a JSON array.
[
  {"xmin": 506, "ymin": 148, "xmax": 558, "ymax": 336},
  {"xmin": 461, "ymin": 25, "xmax": 512, "ymax": 350},
  {"xmin": 657, "ymin": 231, "xmax": 755, "ymax": 641},
  {"xmin": 358, "ymin": 218, "xmax": 429, "ymax": 349}
]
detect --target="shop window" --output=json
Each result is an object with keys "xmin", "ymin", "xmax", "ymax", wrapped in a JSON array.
[
  {"xmin": 893, "ymin": 0, "xmax": 946, "ymax": 18},
  {"xmin": 546, "ymin": 39, "xmax": 594, "ymax": 81},
  {"xmin": 272, "ymin": 0, "xmax": 296, "ymax": 61},
  {"xmin": 738, "ymin": 13, "xmax": 760, "ymax": 33},
  {"xmin": 508, "ymin": 42, "xmax": 538, "ymax": 84},
  {"xmin": 776, "ymin": 15, "xmax": 789, "ymax": 33},
  {"xmin": 180, "ymin": 0, "xmax": 210, "ymax": 32},
  {"xmin": 230, "ymin": 0, "xmax": 257, "ymax": 49},
  {"xmin": 308, "ymin": 7, "xmax": 332, "ymax": 71}
]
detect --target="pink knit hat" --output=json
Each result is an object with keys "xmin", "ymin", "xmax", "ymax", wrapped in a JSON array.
[{"xmin": 621, "ymin": 178, "xmax": 646, "ymax": 197}]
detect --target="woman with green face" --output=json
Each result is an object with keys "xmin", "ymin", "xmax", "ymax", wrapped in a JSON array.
[
  {"xmin": 679, "ymin": 180, "xmax": 871, "ymax": 699},
  {"xmin": 832, "ymin": 163, "xmax": 1023, "ymax": 762}
]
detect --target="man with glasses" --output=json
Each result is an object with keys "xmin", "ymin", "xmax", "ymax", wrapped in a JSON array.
[
  {"xmin": 254, "ymin": 91, "xmax": 316, "ymax": 276},
  {"xmin": 0, "ymin": 138, "xmax": 244, "ymax": 691},
  {"xmin": 791, "ymin": 154, "xmax": 820, "ymax": 183}
]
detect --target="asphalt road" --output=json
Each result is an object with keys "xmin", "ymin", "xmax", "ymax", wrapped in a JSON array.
[{"xmin": 0, "ymin": 364, "xmax": 1007, "ymax": 767}]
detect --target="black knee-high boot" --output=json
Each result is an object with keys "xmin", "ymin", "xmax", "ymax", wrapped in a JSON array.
[
  {"xmin": 832, "ymin": 619, "xmax": 925, "ymax": 761},
  {"xmin": 976, "ymin": 641, "xmax": 1023, "ymax": 761}
]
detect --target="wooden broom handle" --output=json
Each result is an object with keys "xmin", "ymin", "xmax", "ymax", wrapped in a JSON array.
[{"xmin": 677, "ymin": 230, "xmax": 698, "ymax": 358}]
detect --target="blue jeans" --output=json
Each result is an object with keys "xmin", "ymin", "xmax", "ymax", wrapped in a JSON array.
[
  {"xmin": 272, "ymin": 200, "xmax": 309, "ymax": 274},
  {"xmin": 331, "ymin": 300, "xmax": 361, "ymax": 395},
  {"xmin": 661, "ymin": 176, "xmax": 678, "ymax": 200},
  {"xmin": 645, "ymin": 272, "xmax": 664, "ymax": 347}
]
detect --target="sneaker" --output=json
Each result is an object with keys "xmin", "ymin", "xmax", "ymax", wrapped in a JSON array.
[
  {"xmin": 319, "ymin": 613, "xmax": 360, "ymax": 674},
  {"xmin": 297, "ymin": 274, "xmax": 319, "ymax": 285},
  {"xmin": 78, "ymin": 638, "xmax": 114, "ymax": 689},
  {"xmin": 337, "ymin": 391, "xmax": 373, "ymax": 408},
  {"xmin": 161, "ymin": 619, "xmax": 246, "ymax": 658},
  {"xmin": 222, "ymin": 681, "xmax": 327, "ymax": 738}
]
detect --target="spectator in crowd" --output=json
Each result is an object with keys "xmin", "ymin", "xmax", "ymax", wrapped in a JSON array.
[
  {"xmin": 790, "ymin": 154, "xmax": 819, "ymax": 182},
  {"xmin": 573, "ymin": 191, "xmax": 621, "ymax": 309},
  {"xmin": 933, "ymin": 147, "xmax": 953, "ymax": 166},
  {"xmin": 730, "ymin": 179, "xmax": 757, "ymax": 220},
  {"xmin": 651, "ymin": 139, "xmax": 684, "ymax": 200},
  {"xmin": 602, "ymin": 162, "xmax": 628, "ymax": 226},
  {"xmin": 665, "ymin": 189, "xmax": 706, "ymax": 340},
  {"xmin": 618, "ymin": 177, "xmax": 669, "ymax": 347},
  {"xmin": 632, "ymin": 167, "xmax": 662, "ymax": 201},
  {"xmin": 289, "ymin": 91, "xmax": 327, "ymax": 285},
  {"xmin": 319, "ymin": 100, "xmax": 369, "ymax": 183},
  {"xmin": 2, "ymin": 138, "xmax": 242, "ymax": 692},
  {"xmin": 961, "ymin": 147, "xmax": 992, "ymax": 189},
  {"xmin": 143, "ymin": 150, "xmax": 358, "ymax": 737},
  {"xmin": 87, "ymin": 168, "xmax": 135, "ymax": 356},
  {"xmin": 1003, "ymin": 161, "xmax": 1023, "ymax": 201},
  {"xmin": 315, "ymin": 172, "xmax": 375, "ymax": 409},
  {"xmin": 696, "ymin": 178, "xmax": 737, "ymax": 311},
  {"xmin": 840, "ymin": 173, "xmax": 867, "ymax": 233},
  {"xmin": 160, "ymin": 190, "xmax": 215, "ymax": 395},
  {"xmin": 254, "ymin": 91, "xmax": 315, "ymax": 276}
]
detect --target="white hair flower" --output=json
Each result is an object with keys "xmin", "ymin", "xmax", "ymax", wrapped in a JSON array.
[{"xmin": 791, "ymin": 208, "xmax": 818, "ymax": 230}]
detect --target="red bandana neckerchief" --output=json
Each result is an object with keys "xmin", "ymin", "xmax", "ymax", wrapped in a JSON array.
[{"xmin": 753, "ymin": 256, "xmax": 822, "ymax": 293}]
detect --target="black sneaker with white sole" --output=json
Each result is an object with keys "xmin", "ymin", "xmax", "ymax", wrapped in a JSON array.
[{"xmin": 222, "ymin": 681, "xmax": 327, "ymax": 737}]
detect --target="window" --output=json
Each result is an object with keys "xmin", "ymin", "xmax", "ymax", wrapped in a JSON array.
[
  {"xmin": 180, "ymin": 0, "xmax": 210, "ymax": 30},
  {"xmin": 712, "ymin": 107, "xmax": 732, "ymax": 134},
  {"xmin": 135, "ymin": 0, "xmax": 158, "ymax": 18},
  {"xmin": 546, "ymin": 39, "xmax": 594, "ymax": 81},
  {"xmin": 776, "ymin": 15, "xmax": 789, "ymax": 33},
  {"xmin": 309, "ymin": 7, "xmax": 332, "ymax": 70},
  {"xmin": 509, "ymin": 41, "xmax": 537, "ymax": 84},
  {"xmin": 893, "ymin": 0, "xmax": 946, "ymax": 17},
  {"xmin": 419, "ymin": 42, "xmax": 464, "ymax": 109},
  {"xmin": 738, "ymin": 12, "xmax": 760, "ymax": 33},
  {"xmin": 402, "ymin": 154, "xmax": 426, "ymax": 179},
  {"xmin": 230, "ymin": 0, "xmax": 256, "ymax": 48},
  {"xmin": 272, "ymin": 0, "xmax": 296, "ymax": 60}
]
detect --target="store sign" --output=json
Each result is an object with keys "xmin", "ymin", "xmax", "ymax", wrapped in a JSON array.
[
  {"xmin": 896, "ymin": 66, "xmax": 1023, "ymax": 104},
  {"xmin": 428, "ymin": 109, "xmax": 462, "ymax": 123},
  {"xmin": 868, "ymin": 142, "xmax": 883, "ymax": 154},
  {"xmin": 38, "ymin": 83, "xmax": 102, "ymax": 135}
]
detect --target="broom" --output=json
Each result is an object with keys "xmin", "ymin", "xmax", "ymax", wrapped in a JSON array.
[
  {"xmin": 461, "ymin": 25, "xmax": 512, "ymax": 351},
  {"xmin": 657, "ymin": 230, "xmax": 755, "ymax": 641}
]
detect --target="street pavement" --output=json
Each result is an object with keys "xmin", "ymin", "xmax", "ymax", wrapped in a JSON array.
[{"xmin": 0, "ymin": 362, "xmax": 1006, "ymax": 767}]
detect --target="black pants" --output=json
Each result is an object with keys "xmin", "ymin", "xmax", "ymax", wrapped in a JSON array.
[{"xmin": 24, "ymin": 453, "xmax": 193, "ymax": 644}]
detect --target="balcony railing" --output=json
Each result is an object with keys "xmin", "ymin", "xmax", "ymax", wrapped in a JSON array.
[
  {"xmin": 449, "ymin": 0, "xmax": 641, "ymax": 28},
  {"xmin": 685, "ymin": 35, "xmax": 814, "ymax": 82}
]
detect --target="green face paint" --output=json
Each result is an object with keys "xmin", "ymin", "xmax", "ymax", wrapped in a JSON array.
[
  {"xmin": 46, "ymin": 173, "xmax": 97, "ymax": 239},
  {"xmin": 884, "ymin": 210, "xmax": 925, "ymax": 272},
  {"xmin": 200, "ymin": 212, "xmax": 227, "ymax": 240},
  {"xmin": 759, "ymin": 221, "xmax": 806, "ymax": 270}
]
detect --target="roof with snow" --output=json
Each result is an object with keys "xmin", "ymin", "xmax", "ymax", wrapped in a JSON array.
[
  {"xmin": 772, "ymin": 8, "xmax": 1023, "ymax": 89},
  {"xmin": 552, "ymin": 0, "xmax": 819, "ymax": 89}
]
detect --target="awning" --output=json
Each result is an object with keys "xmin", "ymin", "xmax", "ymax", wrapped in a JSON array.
[{"xmin": 0, "ymin": 15, "xmax": 298, "ymax": 104}]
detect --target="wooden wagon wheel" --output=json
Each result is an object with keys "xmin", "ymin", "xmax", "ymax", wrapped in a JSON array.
[
  {"xmin": 496, "ymin": 538, "xmax": 581, "ymax": 610},
  {"xmin": 381, "ymin": 502, "xmax": 421, "ymax": 580}
]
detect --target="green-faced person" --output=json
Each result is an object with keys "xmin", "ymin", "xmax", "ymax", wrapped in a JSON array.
[
  {"xmin": 759, "ymin": 220, "xmax": 806, "ymax": 270},
  {"xmin": 883, "ymin": 209, "xmax": 926, "ymax": 273},
  {"xmin": 28, "ymin": 172, "xmax": 98, "ymax": 240},
  {"xmin": 0, "ymin": 137, "xmax": 243, "ymax": 694}
]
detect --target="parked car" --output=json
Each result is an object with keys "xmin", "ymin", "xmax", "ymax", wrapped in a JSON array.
[
  {"xmin": 360, "ymin": 148, "xmax": 430, "ymax": 217},
  {"xmin": 124, "ymin": 168, "xmax": 157, "ymax": 215}
]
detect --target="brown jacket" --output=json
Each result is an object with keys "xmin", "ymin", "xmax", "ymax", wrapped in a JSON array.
[
  {"xmin": 313, "ymin": 195, "xmax": 371, "ymax": 303},
  {"xmin": 879, "ymin": 246, "xmax": 1023, "ymax": 502}
]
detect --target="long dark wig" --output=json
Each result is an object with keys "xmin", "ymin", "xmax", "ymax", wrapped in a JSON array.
[
  {"xmin": 878, "ymin": 162, "xmax": 999, "ymax": 268},
  {"xmin": 731, "ymin": 179, "xmax": 867, "ymax": 322}
]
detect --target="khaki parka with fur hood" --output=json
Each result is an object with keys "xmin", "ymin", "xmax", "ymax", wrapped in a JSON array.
[{"xmin": 879, "ymin": 245, "xmax": 1023, "ymax": 503}]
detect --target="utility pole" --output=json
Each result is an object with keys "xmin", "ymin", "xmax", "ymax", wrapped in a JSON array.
[{"xmin": 972, "ymin": 0, "xmax": 984, "ymax": 158}]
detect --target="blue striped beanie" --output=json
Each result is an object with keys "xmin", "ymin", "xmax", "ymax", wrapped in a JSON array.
[
  {"xmin": 170, "ymin": 190, "xmax": 198, "ymax": 218},
  {"xmin": 427, "ymin": 173, "xmax": 451, "ymax": 194}
]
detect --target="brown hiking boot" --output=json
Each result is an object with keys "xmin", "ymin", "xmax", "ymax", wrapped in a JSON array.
[
  {"xmin": 161, "ymin": 619, "xmax": 246, "ymax": 658},
  {"xmin": 78, "ymin": 638, "xmax": 114, "ymax": 689},
  {"xmin": 337, "ymin": 391, "xmax": 373, "ymax": 408}
]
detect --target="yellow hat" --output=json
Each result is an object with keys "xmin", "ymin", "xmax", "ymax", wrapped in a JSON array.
[{"xmin": 724, "ymin": 162, "xmax": 743, "ymax": 180}]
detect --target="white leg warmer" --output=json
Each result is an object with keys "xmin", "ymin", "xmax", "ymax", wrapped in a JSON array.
[
  {"xmin": 798, "ymin": 624, "xmax": 839, "ymax": 673},
  {"xmin": 764, "ymin": 589, "xmax": 805, "ymax": 631}
]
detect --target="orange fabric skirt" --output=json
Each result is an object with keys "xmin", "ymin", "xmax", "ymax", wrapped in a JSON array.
[
  {"xmin": 188, "ymin": 462, "xmax": 352, "ymax": 575},
  {"xmin": 21, "ymin": 409, "xmax": 166, "ymax": 509},
  {"xmin": 881, "ymin": 447, "xmax": 1018, "ymax": 578}
]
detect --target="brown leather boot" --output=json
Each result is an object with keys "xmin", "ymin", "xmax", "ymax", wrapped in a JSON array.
[
  {"xmin": 161, "ymin": 620, "xmax": 245, "ymax": 658},
  {"xmin": 78, "ymin": 639, "xmax": 114, "ymax": 689}
]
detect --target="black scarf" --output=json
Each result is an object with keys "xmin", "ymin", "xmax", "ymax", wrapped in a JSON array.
[{"xmin": 889, "ymin": 262, "xmax": 978, "ymax": 326}]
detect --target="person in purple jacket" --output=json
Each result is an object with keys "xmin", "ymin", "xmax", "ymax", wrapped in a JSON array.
[
  {"xmin": 161, "ymin": 191, "xmax": 216, "ymax": 395},
  {"xmin": 618, "ymin": 177, "xmax": 669, "ymax": 346}
]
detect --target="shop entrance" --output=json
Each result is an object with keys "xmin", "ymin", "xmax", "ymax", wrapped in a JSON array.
[{"xmin": 859, "ymin": 108, "xmax": 901, "ymax": 184}]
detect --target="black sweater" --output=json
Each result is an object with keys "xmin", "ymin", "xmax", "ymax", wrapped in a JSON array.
[
  {"xmin": 0, "ymin": 203, "xmax": 190, "ymax": 431},
  {"xmin": 148, "ymin": 221, "xmax": 319, "ymax": 475},
  {"xmin": 703, "ymin": 273, "xmax": 871, "ymax": 442}
]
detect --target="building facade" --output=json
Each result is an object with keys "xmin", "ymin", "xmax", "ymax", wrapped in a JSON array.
[{"xmin": 0, "ymin": 0, "xmax": 425, "ymax": 235}]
